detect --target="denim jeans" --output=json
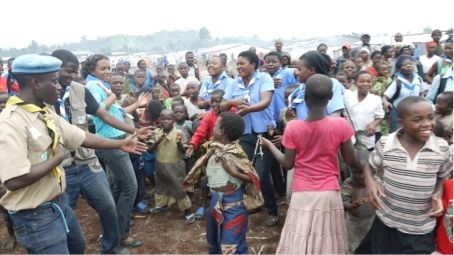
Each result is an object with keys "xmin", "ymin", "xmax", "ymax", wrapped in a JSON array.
[
  {"xmin": 64, "ymin": 163, "xmax": 121, "ymax": 253},
  {"xmin": 240, "ymin": 134, "xmax": 278, "ymax": 216},
  {"xmin": 129, "ymin": 153, "xmax": 145, "ymax": 205},
  {"xmin": 96, "ymin": 149, "xmax": 138, "ymax": 239},
  {"xmin": 9, "ymin": 195, "xmax": 85, "ymax": 254}
]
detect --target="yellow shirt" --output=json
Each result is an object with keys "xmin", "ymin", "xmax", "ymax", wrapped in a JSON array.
[
  {"xmin": 150, "ymin": 128, "xmax": 185, "ymax": 163},
  {"xmin": 0, "ymin": 105, "xmax": 85, "ymax": 211}
]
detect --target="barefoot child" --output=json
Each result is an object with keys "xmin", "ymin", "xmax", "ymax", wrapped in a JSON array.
[
  {"xmin": 260, "ymin": 74, "xmax": 362, "ymax": 254},
  {"xmin": 184, "ymin": 112, "xmax": 263, "ymax": 254},
  {"xmin": 364, "ymin": 96, "xmax": 452, "ymax": 253},
  {"xmin": 148, "ymin": 109, "xmax": 195, "ymax": 224}
]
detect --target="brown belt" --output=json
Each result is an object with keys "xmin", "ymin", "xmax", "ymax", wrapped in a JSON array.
[{"xmin": 211, "ymin": 182, "xmax": 237, "ymax": 193}]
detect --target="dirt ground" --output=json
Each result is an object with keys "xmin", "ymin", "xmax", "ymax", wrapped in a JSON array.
[{"xmin": 0, "ymin": 186, "xmax": 288, "ymax": 254}]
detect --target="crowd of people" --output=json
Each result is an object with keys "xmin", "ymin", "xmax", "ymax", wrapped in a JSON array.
[{"xmin": 0, "ymin": 28, "xmax": 452, "ymax": 254}]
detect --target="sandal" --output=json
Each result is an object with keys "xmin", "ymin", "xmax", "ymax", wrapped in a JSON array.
[
  {"xmin": 121, "ymin": 237, "xmax": 143, "ymax": 248},
  {"xmin": 149, "ymin": 205, "xmax": 168, "ymax": 214},
  {"xmin": 265, "ymin": 215, "xmax": 279, "ymax": 227},
  {"xmin": 134, "ymin": 201, "xmax": 150, "ymax": 214},
  {"xmin": 185, "ymin": 213, "xmax": 196, "ymax": 224}
]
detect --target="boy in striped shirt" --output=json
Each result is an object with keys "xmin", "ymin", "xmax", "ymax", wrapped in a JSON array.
[{"xmin": 363, "ymin": 96, "xmax": 452, "ymax": 253}]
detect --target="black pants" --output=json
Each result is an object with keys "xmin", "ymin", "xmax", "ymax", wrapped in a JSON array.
[{"xmin": 365, "ymin": 217, "xmax": 434, "ymax": 254}]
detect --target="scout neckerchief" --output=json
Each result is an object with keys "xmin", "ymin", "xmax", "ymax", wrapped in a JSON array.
[
  {"xmin": 288, "ymin": 83, "xmax": 305, "ymax": 109},
  {"xmin": 395, "ymin": 72, "xmax": 421, "ymax": 96},
  {"xmin": 7, "ymin": 96, "xmax": 63, "ymax": 185}
]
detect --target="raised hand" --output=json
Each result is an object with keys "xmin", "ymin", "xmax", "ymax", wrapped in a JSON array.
[{"xmin": 137, "ymin": 92, "xmax": 153, "ymax": 107}]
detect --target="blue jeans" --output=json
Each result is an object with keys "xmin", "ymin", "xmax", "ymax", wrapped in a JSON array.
[
  {"xmin": 96, "ymin": 149, "xmax": 138, "ymax": 239},
  {"xmin": 240, "ymin": 134, "xmax": 278, "ymax": 216},
  {"xmin": 64, "ymin": 163, "xmax": 120, "ymax": 253},
  {"xmin": 9, "ymin": 195, "xmax": 85, "ymax": 254}
]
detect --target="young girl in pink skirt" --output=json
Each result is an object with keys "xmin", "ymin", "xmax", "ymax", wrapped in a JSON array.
[{"xmin": 261, "ymin": 74, "xmax": 362, "ymax": 254}]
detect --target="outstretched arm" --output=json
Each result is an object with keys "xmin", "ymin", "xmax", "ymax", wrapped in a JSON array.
[{"xmin": 260, "ymin": 137, "xmax": 295, "ymax": 170}]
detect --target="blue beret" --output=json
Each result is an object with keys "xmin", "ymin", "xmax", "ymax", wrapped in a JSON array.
[{"xmin": 12, "ymin": 54, "xmax": 62, "ymax": 75}]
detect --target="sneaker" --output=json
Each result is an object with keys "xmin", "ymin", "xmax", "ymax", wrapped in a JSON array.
[
  {"xmin": 149, "ymin": 205, "xmax": 168, "ymax": 214},
  {"xmin": 134, "ymin": 201, "xmax": 150, "ymax": 214},
  {"xmin": 185, "ymin": 213, "xmax": 196, "ymax": 224},
  {"xmin": 194, "ymin": 207, "xmax": 206, "ymax": 219}
]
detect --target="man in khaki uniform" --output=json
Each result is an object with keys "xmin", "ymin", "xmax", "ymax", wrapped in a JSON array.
[
  {"xmin": 0, "ymin": 54, "xmax": 145, "ymax": 254},
  {"xmin": 51, "ymin": 49, "xmax": 149, "ymax": 253}
]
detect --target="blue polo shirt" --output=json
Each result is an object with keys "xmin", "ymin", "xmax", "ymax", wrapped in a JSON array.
[
  {"xmin": 199, "ymin": 71, "xmax": 234, "ymax": 100},
  {"xmin": 224, "ymin": 71, "xmax": 276, "ymax": 134},
  {"xmin": 85, "ymin": 74, "xmax": 125, "ymax": 139},
  {"xmin": 289, "ymin": 78, "xmax": 345, "ymax": 120},
  {"xmin": 270, "ymin": 68, "xmax": 298, "ymax": 121}
]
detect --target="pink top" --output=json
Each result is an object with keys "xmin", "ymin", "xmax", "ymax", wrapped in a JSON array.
[{"xmin": 283, "ymin": 117, "xmax": 354, "ymax": 192}]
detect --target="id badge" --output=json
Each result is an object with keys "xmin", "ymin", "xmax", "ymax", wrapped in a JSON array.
[{"xmin": 77, "ymin": 116, "xmax": 87, "ymax": 124}]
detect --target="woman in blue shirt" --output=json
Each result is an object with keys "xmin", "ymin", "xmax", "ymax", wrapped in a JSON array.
[
  {"xmin": 198, "ymin": 55, "xmax": 233, "ymax": 109},
  {"xmin": 288, "ymin": 51, "xmax": 345, "ymax": 120},
  {"xmin": 83, "ymin": 54, "xmax": 142, "ymax": 248},
  {"xmin": 223, "ymin": 51, "xmax": 279, "ymax": 226}
]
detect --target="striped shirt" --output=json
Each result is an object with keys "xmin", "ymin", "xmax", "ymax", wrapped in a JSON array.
[{"xmin": 369, "ymin": 130, "xmax": 452, "ymax": 234}]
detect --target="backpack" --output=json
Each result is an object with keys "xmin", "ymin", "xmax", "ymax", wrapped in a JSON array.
[{"xmin": 432, "ymin": 77, "xmax": 449, "ymax": 103}]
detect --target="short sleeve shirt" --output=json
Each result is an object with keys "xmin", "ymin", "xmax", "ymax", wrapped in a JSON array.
[
  {"xmin": 224, "ymin": 71, "xmax": 276, "ymax": 134},
  {"xmin": 383, "ymin": 73, "xmax": 424, "ymax": 108},
  {"xmin": 199, "ymin": 72, "xmax": 234, "ymax": 100},
  {"xmin": 0, "ymin": 105, "xmax": 85, "ymax": 211},
  {"xmin": 291, "ymin": 78, "xmax": 345, "ymax": 120},
  {"xmin": 369, "ymin": 131, "xmax": 452, "ymax": 234},
  {"xmin": 270, "ymin": 68, "xmax": 298, "ymax": 121},
  {"xmin": 282, "ymin": 117, "xmax": 354, "ymax": 192},
  {"xmin": 85, "ymin": 75, "xmax": 125, "ymax": 138}
]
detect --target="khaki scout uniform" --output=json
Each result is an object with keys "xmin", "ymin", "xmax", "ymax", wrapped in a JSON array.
[{"xmin": 0, "ymin": 104, "xmax": 85, "ymax": 211}]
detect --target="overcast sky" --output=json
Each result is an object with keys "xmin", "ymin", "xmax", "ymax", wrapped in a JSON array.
[{"xmin": 4, "ymin": 0, "xmax": 453, "ymax": 49}]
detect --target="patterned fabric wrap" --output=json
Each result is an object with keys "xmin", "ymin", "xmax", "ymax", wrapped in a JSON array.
[{"xmin": 184, "ymin": 141, "xmax": 264, "ymax": 211}]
